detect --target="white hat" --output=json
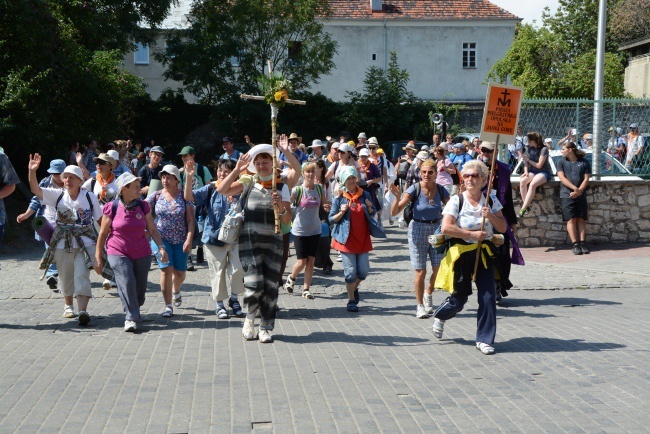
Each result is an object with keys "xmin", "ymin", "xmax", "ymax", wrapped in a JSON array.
[
  {"xmin": 338, "ymin": 143, "xmax": 355, "ymax": 153},
  {"xmin": 332, "ymin": 142, "xmax": 340, "ymax": 150},
  {"xmin": 544, "ymin": 138, "xmax": 552, "ymax": 143},
  {"xmin": 421, "ymin": 145, "xmax": 429, "ymax": 151},
  {"xmin": 571, "ymin": 128, "xmax": 577, "ymax": 135},
  {"xmin": 246, "ymin": 144, "xmax": 281, "ymax": 173},
  {"xmin": 107, "ymin": 150, "xmax": 120, "ymax": 168},
  {"xmin": 115, "ymin": 172, "xmax": 141, "ymax": 195},
  {"xmin": 368, "ymin": 137, "xmax": 379, "ymax": 146},
  {"xmin": 416, "ymin": 151, "xmax": 429, "ymax": 161},
  {"xmin": 357, "ymin": 132, "xmax": 367, "ymax": 139},
  {"xmin": 311, "ymin": 139, "xmax": 324, "ymax": 148},
  {"xmin": 159, "ymin": 164, "xmax": 182, "ymax": 182},
  {"xmin": 359, "ymin": 148, "xmax": 370, "ymax": 157},
  {"xmin": 62, "ymin": 165, "xmax": 83, "ymax": 181}
]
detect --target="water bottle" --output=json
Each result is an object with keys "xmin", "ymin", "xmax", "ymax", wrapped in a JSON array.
[{"xmin": 154, "ymin": 245, "xmax": 170, "ymax": 267}]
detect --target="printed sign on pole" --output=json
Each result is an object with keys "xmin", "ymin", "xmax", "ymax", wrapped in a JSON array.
[{"xmin": 479, "ymin": 83, "xmax": 524, "ymax": 145}]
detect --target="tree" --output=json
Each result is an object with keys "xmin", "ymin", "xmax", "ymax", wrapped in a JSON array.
[
  {"xmin": 610, "ymin": 0, "xmax": 650, "ymax": 44},
  {"xmin": 342, "ymin": 52, "xmax": 416, "ymax": 140},
  {"xmin": 486, "ymin": 0, "xmax": 627, "ymax": 99},
  {"xmin": 158, "ymin": 0, "xmax": 338, "ymax": 105},
  {"xmin": 0, "ymin": 0, "xmax": 171, "ymax": 155}
]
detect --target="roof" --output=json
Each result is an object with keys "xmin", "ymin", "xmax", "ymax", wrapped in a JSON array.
[
  {"xmin": 326, "ymin": 0, "xmax": 519, "ymax": 20},
  {"xmin": 159, "ymin": 0, "xmax": 519, "ymax": 29}
]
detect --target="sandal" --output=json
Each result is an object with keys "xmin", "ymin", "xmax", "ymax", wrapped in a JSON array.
[
  {"xmin": 172, "ymin": 292, "xmax": 182, "ymax": 307},
  {"xmin": 476, "ymin": 342, "xmax": 496, "ymax": 355},
  {"xmin": 216, "ymin": 306, "xmax": 228, "ymax": 319},
  {"xmin": 518, "ymin": 207, "xmax": 529, "ymax": 217},
  {"xmin": 302, "ymin": 289, "xmax": 314, "ymax": 299},
  {"xmin": 242, "ymin": 319, "xmax": 257, "ymax": 340},
  {"xmin": 283, "ymin": 275, "xmax": 295, "ymax": 294},
  {"xmin": 228, "ymin": 298, "xmax": 244, "ymax": 317},
  {"xmin": 162, "ymin": 306, "xmax": 173, "ymax": 318}
]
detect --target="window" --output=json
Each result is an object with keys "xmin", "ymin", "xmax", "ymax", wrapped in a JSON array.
[
  {"xmin": 134, "ymin": 42, "xmax": 149, "ymax": 65},
  {"xmin": 288, "ymin": 41, "xmax": 302, "ymax": 67},
  {"xmin": 372, "ymin": 53, "xmax": 377, "ymax": 61},
  {"xmin": 462, "ymin": 42, "xmax": 476, "ymax": 69}
]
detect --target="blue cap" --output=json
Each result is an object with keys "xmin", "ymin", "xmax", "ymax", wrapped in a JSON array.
[{"xmin": 47, "ymin": 159, "xmax": 66, "ymax": 174}]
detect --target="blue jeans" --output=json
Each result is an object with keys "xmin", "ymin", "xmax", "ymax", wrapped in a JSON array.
[
  {"xmin": 433, "ymin": 263, "xmax": 496, "ymax": 344},
  {"xmin": 340, "ymin": 252, "xmax": 370, "ymax": 284}
]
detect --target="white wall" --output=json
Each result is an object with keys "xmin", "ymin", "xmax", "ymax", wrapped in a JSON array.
[
  {"xmin": 311, "ymin": 19, "xmax": 517, "ymax": 101},
  {"xmin": 624, "ymin": 55, "xmax": 650, "ymax": 98}
]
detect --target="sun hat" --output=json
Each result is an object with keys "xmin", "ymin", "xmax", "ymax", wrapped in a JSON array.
[
  {"xmin": 62, "ymin": 165, "xmax": 83, "ymax": 181},
  {"xmin": 338, "ymin": 143, "xmax": 355, "ymax": 153},
  {"xmin": 421, "ymin": 145, "xmax": 429, "ymax": 151},
  {"xmin": 368, "ymin": 137, "xmax": 379, "ymax": 146},
  {"xmin": 338, "ymin": 165, "xmax": 358, "ymax": 191},
  {"xmin": 453, "ymin": 143, "xmax": 464, "ymax": 149},
  {"xmin": 115, "ymin": 172, "xmax": 141, "ymax": 196},
  {"xmin": 332, "ymin": 142, "xmax": 340, "ymax": 150},
  {"xmin": 93, "ymin": 152, "xmax": 117, "ymax": 166},
  {"xmin": 150, "ymin": 145, "xmax": 165, "ymax": 154},
  {"xmin": 416, "ymin": 151, "xmax": 429, "ymax": 161},
  {"xmin": 47, "ymin": 159, "xmax": 66, "ymax": 174},
  {"xmin": 159, "ymin": 164, "xmax": 182, "ymax": 182},
  {"xmin": 480, "ymin": 141, "xmax": 495, "ymax": 151},
  {"xmin": 288, "ymin": 133, "xmax": 302, "ymax": 143},
  {"xmin": 311, "ymin": 139, "xmax": 324, "ymax": 148},
  {"xmin": 357, "ymin": 132, "xmax": 367, "ymax": 139},
  {"xmin": 246, "ymin": 144, "xmax": 281, "ymax": 173},
  {"xmin": 178, "ymin": 146, "xmax": 196, "ymax": 155},
  {"xmin": 402, "ymin": 142, "xmax": 417, "ymax": 151},
  {"xmin": 630, "ymin": 123, "xmax": 638, "ymax": 129},
  {"xmin": 359, "ymin": 148, "xmax": 370, "ymax": 157}
]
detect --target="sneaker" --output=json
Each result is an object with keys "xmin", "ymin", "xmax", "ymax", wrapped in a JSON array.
[
  {"xmin": 336, "ymin": 253, "xmax": 342, "ymax": 262},
  {"xmin": 196, "ymin": 246, "xmax": 205, "ymax": 264},
  {"xmin": 416, "ymin": 304, "xmax": 429, "ymax": 319},
  {"xmin": 259, "ymin": 329, "xmax": 273, "ymax": 343},
  {"xmin": 124, "ymin": 320, "xmax": 138, "ymax": 332},
  {"xmin": 187, "ymin": 256, "xmax": 195, "ymax": 271},
  {"xmin": 228, "ymin": 298, "xmax": 244, "ymax": 317},
  {"xmin": 102, "ymin": 279, "xmax": 111, "ymax": 291},
  {"xmin": 283, "ymin": 275, "xmax": 295, "ymax": 294},
  {"xmin": 572, "ymin": 243, "xmax": 582, "ymax": 255},
  {"xmin": 518, "ymin": 207, "xmax": 529, "ymax": 217},
  {"xmin": 423, "ymin": 293, "xmax": 434, "ymax": 314},
  {"xmin": 162, "ymin": 306, "xmax": 173, "ymax": 318},
  {"xmin": 216, "ymin": 306, "xmax": 228, "ymax": 319},
  {"xmin": 432, "ymin": 318, "xmax": 445, "ymax": 339},
  {"xmin": 476, "ymin": 342, "xmax": 496, "ymax": 355},
  {"xmin": 346, "ymin": 300, "xmax": 359, "ymax": 312},
  {"xmin": 580, "ymin": 242, "xmax": 590, "ymax": 254},
  {"xmin": 78, "ymin": 311, "xmax": 90, "ymax": 326},
  {"xmin": 242, "ymin": 319, "xmax": 257, "ymax": 340},
  {"xmin": 63, "ymin": 306, "xmax": 76, "ymax": 318},
  {"xmin": 172, "ymin": 291, "xmax": 182, "ymax": 307},
  {"xmin": 46, "ymin": 276, "xmax": 58, "ymax": 290}
]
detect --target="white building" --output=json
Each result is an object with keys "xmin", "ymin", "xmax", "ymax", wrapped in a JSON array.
[
  {"xmin": 619, "ymin": 36, "xmax": 650, "ymax": 98},
  {"xmin": 125, "ymin": 0, "xmax": 519, "ymax": 102}
]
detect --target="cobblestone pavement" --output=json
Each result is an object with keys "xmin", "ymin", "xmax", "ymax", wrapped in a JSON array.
[{"xmin": 0, "ymin": 229, "xmax": 649, "ymax": 432}]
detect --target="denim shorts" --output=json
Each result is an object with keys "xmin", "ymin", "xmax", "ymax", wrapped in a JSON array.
[{"xmin": 151, "ymin": 239, "xmax": 189, "ymax": 271}]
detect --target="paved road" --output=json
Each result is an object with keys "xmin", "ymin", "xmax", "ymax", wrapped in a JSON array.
[{"xmin": 0, "ymin": 230, "xmax": 649, "ymax": 432}]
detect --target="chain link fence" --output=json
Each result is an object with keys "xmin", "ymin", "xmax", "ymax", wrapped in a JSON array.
[{"xmin": 517, "ymin": 99, "xmax": 650, "ymax": 177}]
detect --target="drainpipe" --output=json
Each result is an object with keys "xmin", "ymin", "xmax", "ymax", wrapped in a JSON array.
[{"xmin": 384, "ymin": 18, "xmax": 388, "ymax": 72}]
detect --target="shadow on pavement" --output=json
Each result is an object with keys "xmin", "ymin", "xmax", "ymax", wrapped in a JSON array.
[
  {"xmin": 277, "ymin": 330, "xmax": 429, "ymax": 346},
  {"xmin": 497, "ymin": 337, "xmax": 626, "ymax": 353},
  {"xmin": 497, "ymin": 297, "xmax": 621, "ymax": 308}
]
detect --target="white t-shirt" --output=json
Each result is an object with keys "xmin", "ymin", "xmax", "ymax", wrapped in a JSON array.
[
  {"xmin": 41, "ymin": 187, "xmax": 102, "ymax": 248},
  {"xmin": 82, "ymin": 176, "xmax": 118, "ymax": 205},
  {"xmin": 442, "ymin": 192, "xmax": 503, "ymax": 244},
  {"xmin": 626, "ymin": 135, "xmax": 644, "ymax": 165}
]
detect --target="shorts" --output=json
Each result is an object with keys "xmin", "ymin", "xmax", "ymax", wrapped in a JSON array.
[
  {"xmin": 293, "ymin": 233, "xmax": 321, "ymax": 259},
  {"xmin": 529, "ymin": 170, "xmax": 551, "ymax": 182},
  {"xmin": 561, "ymin": 196, "xmax": 588, "ymax": 222},
  {"xmin": 408, "ymin": 220, "xmax": 444, "ymax": 270},
  {"xmin": 151, "ymin": 239, "xmax": 189, "ymax": 271}
]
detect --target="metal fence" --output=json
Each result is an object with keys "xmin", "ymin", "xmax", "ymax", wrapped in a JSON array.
[{"xmin": 517, "ymin": 99, "xmax": 650, "ymax": 177}]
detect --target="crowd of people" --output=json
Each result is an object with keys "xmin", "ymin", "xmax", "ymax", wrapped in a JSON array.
[{"xmin": 0, "ymin": 119, "xmax": 630, "ymax": 355}]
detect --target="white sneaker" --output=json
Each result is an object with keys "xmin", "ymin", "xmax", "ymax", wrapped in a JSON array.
[
  {"xmin": 336, "ymin": 253, "xmax": 342, "ymax": 262},
  {"xmin": 416, "ymin": 304, "xmax": 429, "ymax": 319},
  {"xmin": 423, "ymin": 293, "xmax": 434, "ymax": 314},
  {"xmin": 432, "ymin": 318, "xmax": 445, "ymax": 339},
  {"xmin": 124, "ymin": 320, "xmax": 138, "ymax": 332},
  {"xmin": 259, "ymin": 329, "xmax": 273, "ymax": 343},
  {"xmin": 242, "ymin": 319, "xmax": 257, "ymax": 340},
  {"xmin": 476, "ymin": 342, "xmax": 496, "ymax": 355},
  {"xmin": 63, "ymin": 306, "xmax": 76, "ymax": 318},
  {"xmin": 102, "ymin": 279, "xmax": 111, "ymax": 291}
]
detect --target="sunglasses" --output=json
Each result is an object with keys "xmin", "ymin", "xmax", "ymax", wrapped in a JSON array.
[
  {"xmin": 97, "ymin": 161, "xmax": 111, "ymax": 166},
  {"xmin": 463, "ymin": 173, "xmax": 481, "ymax": 179},
  {"xmin": 480, "ymin": 148, "xmax": 493, "ymax": 153}
]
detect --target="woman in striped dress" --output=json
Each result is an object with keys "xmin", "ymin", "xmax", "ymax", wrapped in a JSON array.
[{"xmin": 217, "ymin": 137, "xmax": 300, "ymax": 343}]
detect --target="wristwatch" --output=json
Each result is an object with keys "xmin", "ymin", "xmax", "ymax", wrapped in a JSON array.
[{"xmin": 279, "ymin": 208, "xmax": 288, "ymax": 217}]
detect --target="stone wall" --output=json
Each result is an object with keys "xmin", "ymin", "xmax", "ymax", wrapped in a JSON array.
[{"xmin": 511, "ymin": 180, "xmax": 650, "ymax": 247}]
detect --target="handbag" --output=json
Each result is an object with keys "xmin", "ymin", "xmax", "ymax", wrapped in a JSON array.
[{"xmin": 217, "ymin": 183, "xmax": 251, "ymax": 244}]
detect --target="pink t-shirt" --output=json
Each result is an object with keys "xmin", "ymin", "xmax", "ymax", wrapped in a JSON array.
[{"xmin": 103, "ymin": 200, "xmax": 152, "ymax": 260}]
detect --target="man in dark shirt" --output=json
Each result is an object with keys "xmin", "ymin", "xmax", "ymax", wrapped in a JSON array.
[
  {"xmin": 139, "ymin": 145, "xmax": 165, "ymax": 196},
  {"xmin": 556, "ymin": 143, "xmax": 592, "ymax": 255}
]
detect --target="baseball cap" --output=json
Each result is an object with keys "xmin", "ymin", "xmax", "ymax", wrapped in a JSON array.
[
  {"xmin": 222, "ymin": 137, "xmax": 233, "ymax": 143},
  {"xmin": 150, "ymin": 146, "xmax": 164, "ymax": 154},
  {"xmin": 544, "ymin": 138, "xmax": 553, "ymax": 143},
  {"xmin": 480, "ymin": 142, "xmax": 495, "ymax": 151},
  {"xmin": 178, "ymin": 146, "xmax": 195, "ymax": 155},
  {"xmin": 630, "ymin": 123, "xmax": 638, "ymax": 129}
]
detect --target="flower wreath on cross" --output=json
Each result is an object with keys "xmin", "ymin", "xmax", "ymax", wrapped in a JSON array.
[{"xmin": 258, "ymin": 72, "xmax": 293, "ymax": 108}]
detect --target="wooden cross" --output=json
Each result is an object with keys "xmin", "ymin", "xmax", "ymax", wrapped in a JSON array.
[{"xmin": 240, "ymin": 62, "xmax": 306, "ymax": 233}]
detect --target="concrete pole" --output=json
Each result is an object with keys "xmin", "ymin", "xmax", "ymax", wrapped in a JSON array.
[{"xmin": 592, "ymin": 0, "xmax": 607, "ymax": 179}]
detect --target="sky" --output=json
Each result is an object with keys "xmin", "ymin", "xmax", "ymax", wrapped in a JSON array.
[{"xmin": 489, "ymin": 0, "xmax": 560, "ymax": 26}]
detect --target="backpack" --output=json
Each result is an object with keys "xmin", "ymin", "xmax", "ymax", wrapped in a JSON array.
[
  {"xmin": 292, "ymin": 184, "xmax": 324, "ymax": 207},
  {"xmin": 397, "ymin": 158, "xmax": 411, "ymax": 180},
  {"xmin": 403, "ymin": 183, "xmax": 445, "ymax": 225},
  {"xmin": 55, "ymin": 190, "xmax": 95, "ymax": 219},
  {"xmin": 109, "ymin": 199, "xmax": 146, "ymax": 220}
]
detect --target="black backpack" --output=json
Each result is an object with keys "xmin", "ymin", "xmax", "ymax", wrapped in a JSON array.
[
  {"xmin": 397, "ymin": 159, "xmax": 411, "ymax": 180},
  {"xmin": 403, "ymin": 182, "xmax": 445, "ymax": 225}
]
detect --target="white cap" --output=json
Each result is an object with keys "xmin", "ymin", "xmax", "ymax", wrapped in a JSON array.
[
  {"xmin": 159, "ymin": 164, "xmax": 181, "ymax": 182},
  {"xmin": 332, "ymin": 142, "xmax": 340, "ymax": 149},
  {"xmin": 359, "ymin": 148, "xmax": 370, "ymax": 157},
  {"xmin": 107, "ymin": 150, "xmax": 120, "ymax": 161},
  {"xmin": 357, "ymin": 132, "xmax": 367, "ymax": 139},
  {"xmin": 544, "ymin": 138, "xmax": 553, "ymax": 143},
  {"xmin": 62, "ymin": 165, "xmax": 83, "ymax": 181}
]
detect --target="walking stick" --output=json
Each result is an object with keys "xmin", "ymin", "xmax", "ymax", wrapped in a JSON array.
[{"xmin": 472, "ymin": 134, "xmax": 500, "ymax": 282}]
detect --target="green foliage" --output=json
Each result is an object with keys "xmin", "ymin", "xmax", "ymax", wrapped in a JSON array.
[
  {"xmin": 487, "ymin": 0, "xmax": 626, "ymax": 99},
  {"xmin": 610, "ymin": 0, "xmax": 650, "ymax": 44},
  {"xmin": 342, "ymin": 52, "xmax": 416, "ymax": 140},
  {"xmin": 0, "ymin": 0, "xmax": 171, "ymax": 159},
  {"xmin": 158, "ymin": 0, "xmax": 338, "ymax": 105},
  {"xmin": 257, "ymin": 73, "xmax": 292, "ymax": 107}
]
